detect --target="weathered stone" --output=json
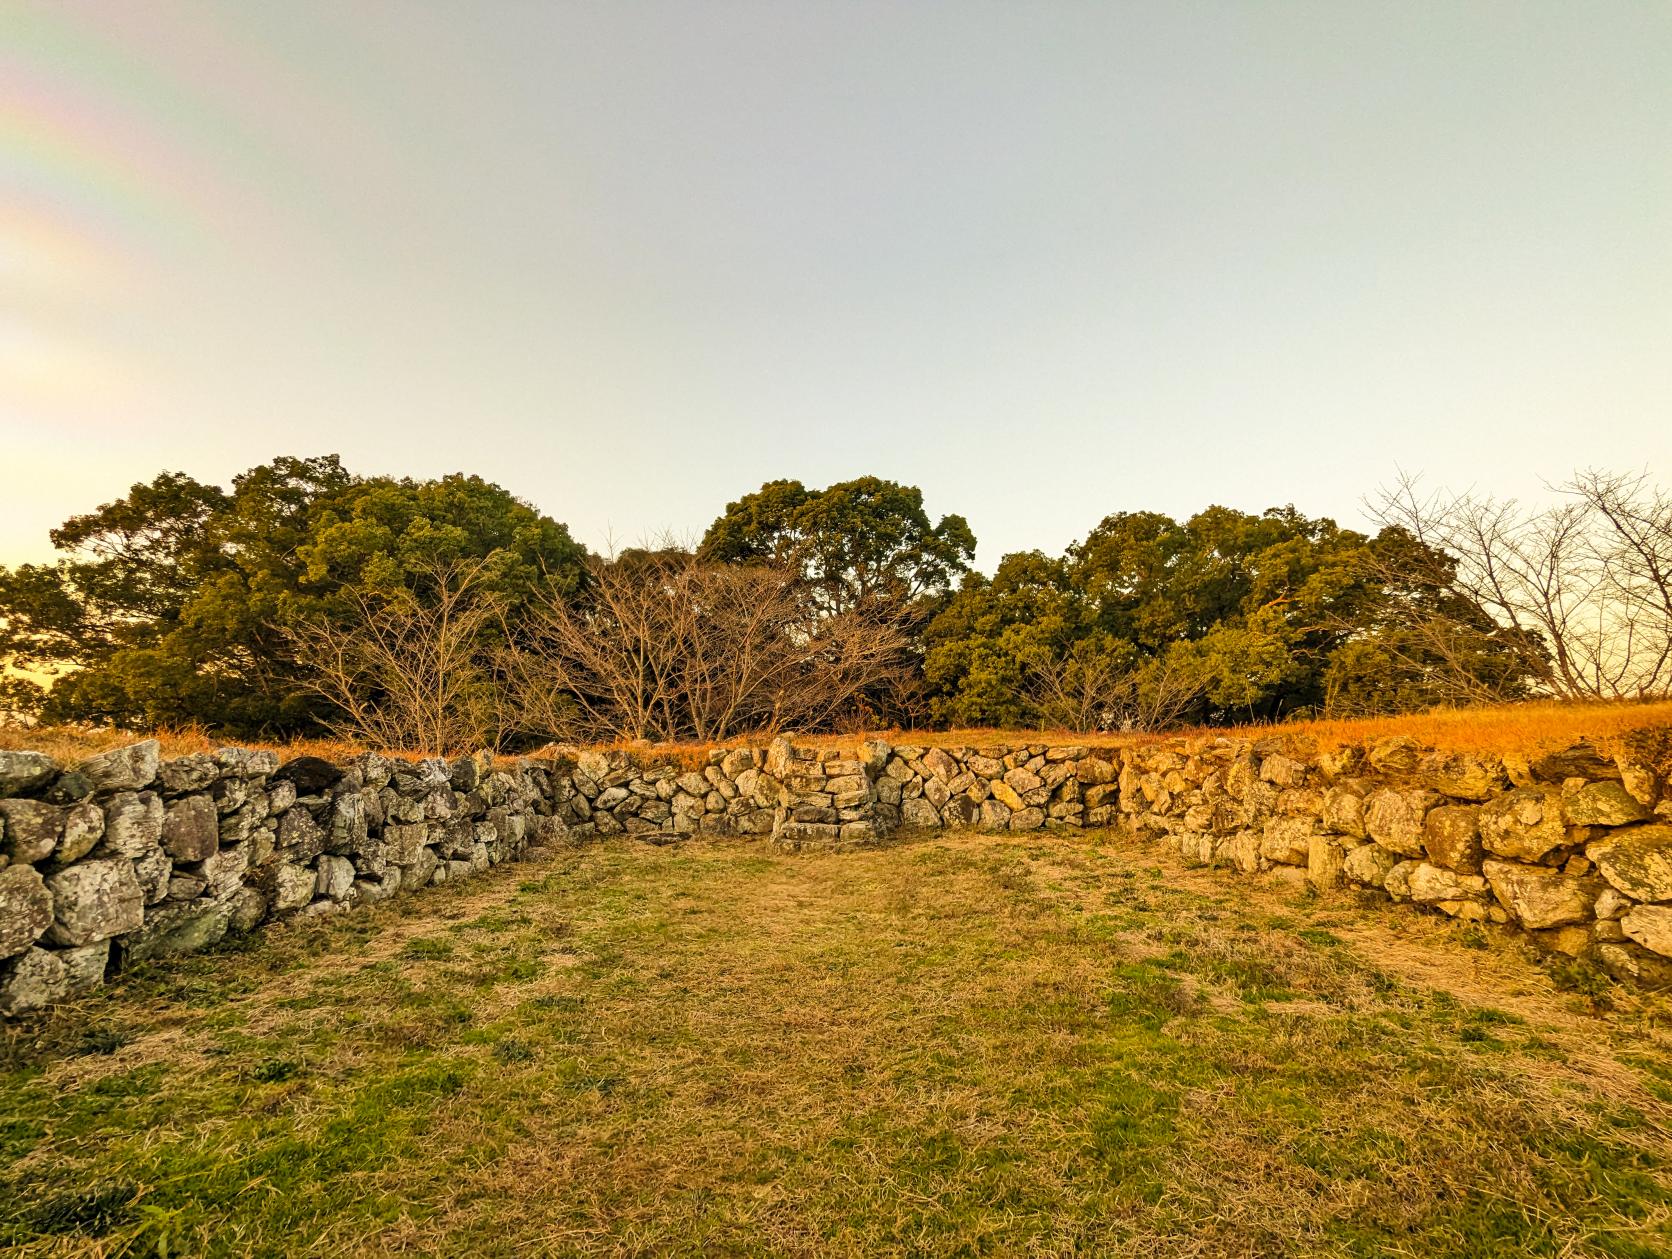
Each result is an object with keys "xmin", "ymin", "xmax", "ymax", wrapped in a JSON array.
[
  {"xmin": 922, "ymin": 748, "xmax": 958, "ymax": 783},
  {"xmin": 0, "ymin": 941, "xmax": 108, "ymax": 1014},
  {"xmin": 978, "ymin": 799, "xmax": 1011, "ymax": 829},
  {"xmin": 989, "ymin": 780, "xmax": 1026, "ymax": 811},
  {"xmin": 77, "ymin": 740, "xmax": 160, "ymax": 792},
  {"xmin": 1616, "ymin": 758, "xmax": 1660, "ymax": 808},
  {"xmin": 277, "ymin": 807, "xmax": 325, "ymax": 861},
  {"xmin": 1075, "ymin": 756, "xmax": 1115, "ymax": 785},
  {"xmin": 1479, "ymin": 788, "xmax": 1568, "ymax": 862},
  {"xmin": 1259, "ymin": 754, "xmax": 1306, "ymax": 787},
  {"xmin": 1009, "ymin": 807, "xmax": 1045, "ymax": 831},
  {"xmin": 1423, "ymin": 752, "xmax": 1506, "ymax": 801},
  {"xmin": 901, "ymin": 797, "xmax": 941, "ymax": 829},
  {"xmin": 1306, "ymin": 835, "xmax": 1347, "ymax": 892},
  {"xmin": 0, "ymin": 750, "xmax": 58, "ymax": 798},
  {"xmin": 1532, "ymin": 740, "xmax": 1620, "ymax": 783},
  {"xmin": 1317, "ymin": 745, "xmax": 1364, "ymax": 780},
  {"xmin": 1622, "ymin": 905, "xmax": 1672, "ymax": 959},
  {"xmin": 1563, "ymin": 781, "xmax": 1651, "ymax": 828},
  {"xmin": 1482, "ymin": 860, "xmax": 1592, "ymax": 929},
  {"xmin": 268, "ymin": 862, "xmax": 317, "ymax": 912},
  {"xmin": 1261, "ymin": 815, "xmax": 1316, "ymax": 866},
  {"xmin": 1367, "ymin": 736, "xmax": 1420, "ymax": 774},
  {"xmin": 1597, "ymin": 941, "xmax": 1672, "ymax": 988},
  {"xmin": 1342, "ymin": 842, "xmax": 1399, "ymax": 888},
  {"xmin": 133, "ymin": 847, "xmax": 171, "ymax": 905},
  {"xmin": 0, "ymin": 799, "xmax": 63, "ymax": 865},
  {"xmin": 0, "ymin": 865, "xmax": 54, "ymax": 959},
  {"xmin": 56, "ymin": 803, "xmax": 104, "ymax": 864},
  {"xmin": 45, "ymin": 858, "xmax": 144, "ymax": 945},
  {"xmin": 102, "ymin": 792, "xmax": 164, "ymax": 857},
  {"xmin": 161, "ymin": 795, "xmax": 220, "ymax": 862},
  {"xmin": 1407, "ymin": 862, "xmax": 1486, "ymax": 906},
  {"xmin": 1587, "ymin": 825, "xmax": 1672, "ymax": 902},
  {"xmin": 1422, "ymin": 804, "xmax": 1483, "ymax": 874},
  {"xmin": 158, "ymin": 754, "xmax": 219, "ymax": 794},
  {"xmin": 316, "ymin": 854, "xmax": 355, "ymax": 901},
  {"xmin": 124, "ymin": 898, "xmax": 235, "ymax": 963},
  {"xmin": 1384, "ymin": 860, "xmax": 1420, "ymax": 900},
  {"xmin": 1364, "ymin": 788, "xmax": 1440, "ymax": 857},
  {"xmin": 1321, "ymin": 787, "xmax": 1367, "ymax": 838},
  {"xmin": 195, "ymin": 844, "xmax": 250, "ymax": 897}
]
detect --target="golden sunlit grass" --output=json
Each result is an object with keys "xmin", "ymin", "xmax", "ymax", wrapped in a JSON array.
[
  {"xmin": 2, "ymin": 832, "xmax": 1669, "ymax": 1256},
  {"xmin": 7, "ymin": 697, "xmax": 1671, "ymax": 769}
]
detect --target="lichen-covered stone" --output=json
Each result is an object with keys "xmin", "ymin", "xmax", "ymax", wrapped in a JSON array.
[
  {"xmin": 1622, "ymin": 905, "xmax": 1672, "ymax": 959},
  {"xmin": 0, "ymin": 941, "xmax": 109, "ymax": 1014},
  {"xmin": 161, "ymin": 795, "xmax": 220, "ymax": 862},
  {"xmin": 45, "ymin": 858, "xmax": 144, "ymax": 946},
  {"xmin": 1482, "ymin": 860, "xmax": 1592, "ymax": 929},
  {"xmin": 0, "ymin": 799, "xmax": 63, "ymax": 865},
  {"xmin": 0, "ymin": 865, "xmax": 54, "ymax": 959},
  {"xmin": 77, "ymin": 740, "xmax": 160, "ymax": 793},
  {"xmin": 0, "ymin": 750, "xmax": 59, "ymax": 798},
  {"xmin": 1422, "ymin": 804, "xmax": 1483, "ymax": 874},
  {"xmin": 1587, "ymin": 825, "xmax": 1672, "ymax": 903},
  {"xmin": 1364, "ymin": 788, "xmax": 1440, "ymax": 857},
  {"xmin": 1563, "ymin": 781, "xmax": 1651, "ymax": 828},
  {"xmin": 1479, "ymin": 788, "xmax": 1568, "ymax": 862},
  {"xmin": 102, "ymin": 792, "xmax": 164, "ymax": 857},
  {"xmin": 1343, "ymin": 842, "xmax": 1399, "ymax": 888}
]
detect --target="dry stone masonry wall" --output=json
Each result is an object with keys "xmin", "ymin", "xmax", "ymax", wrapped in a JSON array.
[{"xmin": 2, "ymin": 727, "xmax": 1670, "ymax": 1014}]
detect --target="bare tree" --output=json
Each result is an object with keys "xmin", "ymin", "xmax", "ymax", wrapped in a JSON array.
[
  {"xmin": 1366, "ymin": 470, "xmax": 1672, "ymax": 701},
  {"xmin": 1027, "ymin": 639, "xmax": 1208, "ymax": 733},
  {"xmin": 284, "ymin": 558, "xmax": 506, "ymax": 754},
  {"xmin": 499, "ymin": 549, "xmax": 913, "ymax": 744}
]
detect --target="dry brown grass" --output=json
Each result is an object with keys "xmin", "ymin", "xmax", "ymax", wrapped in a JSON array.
[{"xmin": 8, "ymin": 696, "xmax": 1671, "ymax": 770}]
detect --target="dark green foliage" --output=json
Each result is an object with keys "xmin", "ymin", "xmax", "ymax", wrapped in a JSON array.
[
  {"xmin": 927, "ymin": 504, "xmax": 1535, "ymax": 728},
  {"xmin": 0, "ymin": 455, "xmax": 587, "ymax": 737},
  {"xmin": 699, "ymin": 475, "xmax": 975, "ymax": 614}
]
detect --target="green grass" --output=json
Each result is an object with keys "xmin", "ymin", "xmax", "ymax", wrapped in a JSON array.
[{"xmin": 3, "ymin": 832, "xmax": 1671, "ymax": 1257}]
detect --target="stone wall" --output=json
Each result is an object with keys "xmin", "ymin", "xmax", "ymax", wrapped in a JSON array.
[{"xmin": 3, "ymin": 727, "xmax": 1671, "ymax": 1014}]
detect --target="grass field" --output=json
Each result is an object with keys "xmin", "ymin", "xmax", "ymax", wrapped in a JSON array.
[{"xmin": 4, "ymin": 832, "xmax": 1672, "ymax": 1257}]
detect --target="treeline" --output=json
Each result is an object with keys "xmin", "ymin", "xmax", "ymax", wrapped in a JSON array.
[{"xmin": 1, "ymin": 456, "xmax": 1667, "ymax": 752}]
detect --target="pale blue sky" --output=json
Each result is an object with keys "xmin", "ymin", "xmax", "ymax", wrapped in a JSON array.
[{"xmin": 3, "ymin": 1, "xmax": 1669, "ymax": 568}]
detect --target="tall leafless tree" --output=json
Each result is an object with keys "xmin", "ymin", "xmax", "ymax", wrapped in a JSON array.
[
  {"xmin": 283, "ymin": 558, "xmax": 507, "ymax": 754},
  {"xmin": 1366, "ymin": 470, "xmax": 1672, "ymax": 701},
  {"xmin": 498, "ymin": 548, "xmax": 914, "ymax": 743}
]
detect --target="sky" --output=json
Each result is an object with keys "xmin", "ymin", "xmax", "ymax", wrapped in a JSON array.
[{"xmin": 2, "ymin": 1, "xmax": 1669, "ymax": 571}]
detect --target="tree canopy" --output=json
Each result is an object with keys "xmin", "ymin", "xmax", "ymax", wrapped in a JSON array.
[
  {"xmin": 0, "ymin": 455, "xmax": 586, "ymax": 736},
  {"xmin": 698, "ymin": 476, "xmax": 976, "ymax": 614}
]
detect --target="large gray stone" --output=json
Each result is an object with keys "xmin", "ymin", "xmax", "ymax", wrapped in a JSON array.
[
  {"xmin": 0, "ymin": 941, "xmax": 109, "ymax": 1014},
  {"xmin": 0, "ymin": 798, "xmax": 63, "ymax": 865},
  {"xmin": 1587, "ymin": 825, "xmax": 1672, "ymax": 903},
  {"xmin": 1364, "ymin": 788, "xmax": 1440, "ymax": 857},
  {"xmin": 1479, "ymin": 788, "xmax": 1569, "ymax": 862},
  {"xmin": 56, "ymin": 803, "xmax": 105, "ymax": 864},
  {"xmin": 1622, "ymin": 905, "xmax": 1672, "ymax": 959},
  {"xmin": 1482, "ymin": 860, "xmax": 1592, "ymax": 929},
  {"xmin": 122, "ymin": 898, "xmax": 235, "ymax": 963},
  {"xmin": 45, "ymin": 858, "xmax": 144, "ymax": 946},
  {"xmin": 162, "ymin": 795, "xmax": 220, "ymax": 862},
  {"xmin": 0, "ymin": 865, "xmax": 54, "ymax": 959},
  {"xmin": 102, "ymin": 792, "xmax": 164, "ymax": 857},
  {"xmin": 0, "ymin": 750, "xmax": 58, "ymax": 798},
  {"xmin": 158, "ymin": 754, "xmax": 220, "ymax": 794},
  {"xmin": 194, "ymin": 844, "xmax": 250, "ymax": 897},
  {"xmin": 316, "ymin": 854, "xmax": 355, "ymax": 901},
  {"xmin": 77, "ymin": 740, "xmax": 160, "ymax": 792},
  {"xmin": 1563, "ymin": 781, "xmax": 1651, "ymax": 828}
]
